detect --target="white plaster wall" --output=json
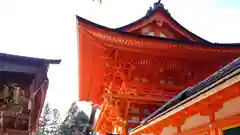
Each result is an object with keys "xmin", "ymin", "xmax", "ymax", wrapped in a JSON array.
[
  {"xmin": 181, "ymin": 113, "xmax": 209, "ymax": 131},
  {"xmin": 215, "ymin": 96, "xmax": 240, "ymax": 120},
  {"xmin": 160, "ymin": 125, "xmax": 177, "ymax": 135}
]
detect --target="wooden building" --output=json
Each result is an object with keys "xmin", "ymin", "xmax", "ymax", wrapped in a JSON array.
[
  {"xmin": 0, "ymin": 53, "xmax": 60, "ymax": 135},
  {"xmin": 77, "ymin": 1, "xmax": 240, "ymax": 135},
  {"xmin": 129, "ymin": 58, "xmax": 240, "ymax": 135}
]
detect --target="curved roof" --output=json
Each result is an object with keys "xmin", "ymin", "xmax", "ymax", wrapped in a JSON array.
[
  {"xmin": 130, "ymin": 57, "xmax": 240, "ymax": 133},
  {"xmin": 0, "ymin": 53, "xmax": 61, "ymax": 65},
  {"xmin": 76, "ymin": 15, "xmax": 240, "ymax": 48},
  {"xmin": 77, "ymin": 2, "xmax": 240, "ymax": 105},
  {"xmin": 115, "ymin": 2, "xmax": 210, "ymax": 43},
  {"xmin": 77, "ymin": 13, "xmax": 240, "ymax": 104},
  {"xmin": 0, "ymin": 52, "xmax": 61, "ymax": 74}
]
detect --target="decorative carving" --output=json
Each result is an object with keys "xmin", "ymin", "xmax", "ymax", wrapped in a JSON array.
[
  {"xmin": 0, "ymin": 112, "xmax": 3, "ymax": 129},
  {"xmin": 3, "ymin": 85, "xmax": 11, "ymax": 105},
  {"xmin": 83, "ymin": 26, "xmax": 240, "ymax": 54},
  {"xmin": 0, "ymin": 83, "xmax": 28, "ymax": 107},
  {"xmin": 0, "ymin": 82, "xmax": 30, "ymax": 131},
  {"xmin": 12, "ymin": 86, "xmax": 21, "ymax": 105},
  {"xmin": 146, "ymin": 0, "xmax": 164, "ymax": 16}
]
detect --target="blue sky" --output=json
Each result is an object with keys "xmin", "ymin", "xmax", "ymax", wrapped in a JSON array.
[
  {"xmin": 0, "ymin": 0, "xmax": 240, "ymax": 118},
  {"xmin": 217, "ymin": 0, "xmax": 240, "ymax": 8}
]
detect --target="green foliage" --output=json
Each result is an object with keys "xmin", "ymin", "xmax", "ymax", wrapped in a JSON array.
[
  {"xmin": 51, "ymin": 109, "xmax": 61, "ymax": 135},
  {"xmin": 38, "ymin": 103, "xmax": 53, "ymax": 134},
  {"xmin": 36, "ymin": 102, "xmax": 95, "ymax": 135},
  {"xmin": 37, "ymin": 103, "xmax": 61, "ymax": 135},
  {"xmin": 58, "ymin": 102, "xmax": 94, "ymax": 135},
  {"xmin": 58, "ymin": 123, "xmax": 73, "ymax": 135}
]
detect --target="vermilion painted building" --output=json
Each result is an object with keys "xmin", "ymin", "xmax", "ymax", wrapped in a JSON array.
[{"xmin": 77, "ymin": 1, "xmax": 240, "ymax": 135}]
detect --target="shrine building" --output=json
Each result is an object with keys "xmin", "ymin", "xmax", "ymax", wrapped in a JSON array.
[
  {"xmin": 0, "ymin": 53, "xmax": 61, "ymax": 135},
  {"xmin": 77, "ymin": 1, "xmax": 240, "ymax": 135}
]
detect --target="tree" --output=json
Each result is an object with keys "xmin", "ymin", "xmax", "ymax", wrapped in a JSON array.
[
  {"xmin": 38, "ymin": 103, "xmax": 52, "ymax": 134},
  {"xmin": 58, "ymin": 102, "xmax": 96, "ymax": 135},
  {"xmin": 51, "ymin": 109, "xmax": 61, "ymax": 135},
  {"xmin": 58, "ymin": 102, "xmax": 79, "ymax": 135},
  {"xmin": 37, "ymin": 102, "xmax": 61, "ymax": 135}
]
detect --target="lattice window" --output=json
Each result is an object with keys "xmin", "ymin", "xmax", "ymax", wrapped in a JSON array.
[
  {"xmin": 135, "ymin": 60, "xmax": 151, "ymax": 65},
  {"xmin": 131, "ymin": 116, "xmax": 139, "ymax": 123},
  {"xmin": 130, "ymin": 108, "xmax": 139, "ymax": 114},
  {"xmin": 167, "ymin": 80, "xmax": 174, "ymax": 85},
  {"xmin": 141, "ymin": 77, "xmax": 148, "ymax": 83},
  {"xmin": 160, "ymin": 79, "xmax": 165, "ymax": 84},
  {"xmin": 134, "ymin": 77, "xmax": 140, "ymax": 82},
  {"xmin": 143, "ymin": 109, "xmax": 150, "ymax": 115}
]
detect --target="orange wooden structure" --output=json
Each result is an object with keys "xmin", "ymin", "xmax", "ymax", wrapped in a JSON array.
[
  {"xmin": 77, "ymin": 1, "xmax": 240, "ymax": 134},
  {"xmin": 129, "ymin": 58, "xmax": 240, "ymax": 135}
]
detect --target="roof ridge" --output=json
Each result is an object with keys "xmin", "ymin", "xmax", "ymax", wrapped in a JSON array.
[
  {"xmin": 77, "ymin": 15, "xmax": 240, "ymax": 47},
  {"xmin": 146, "ymin": 0, "xmax": 165, "ymax": 16},
  {"xmin": 0, "ymin": 52, "xmax": 61, "ymax": 64}
]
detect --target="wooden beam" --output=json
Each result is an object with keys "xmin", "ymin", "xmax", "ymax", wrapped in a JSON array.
[
  {"xmin": 119, "ymin": 99, "xmax": 164, "ymax": 105},
  {"xmin": 130, "ymin": 71, "xmax": 240, "ymax": 135},
  {"xmin": 112, "ymin": 94, "xmax": 170, "ymax": 102}
]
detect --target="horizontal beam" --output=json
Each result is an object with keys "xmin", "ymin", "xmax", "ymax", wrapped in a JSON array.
[
  {"xmin": 123, "ymin": 99, "xmax": 165, "ymax": 105},
  {"xmin": 4, "ymin": 115, "xmax": 29, "ymax": 120},
  {"xmin": 112, "ymin": 94, "xmax": 170, "ymax": 102}
]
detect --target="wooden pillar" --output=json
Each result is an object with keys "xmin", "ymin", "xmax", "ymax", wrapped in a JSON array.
[
  {"xmin": 210, "ymin": 113, "xmax": 219, "ymax": 135},
  {"xmin": 172, "ymin": 114, "xmax": 185, "ymax": 135},
  {"xmin": 177, "ymin": 125, "xmax": 181, "ymax": 134},
  {"xmin": 124, "ymin": 102, "xmax": 130, "ymax": 135}
]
